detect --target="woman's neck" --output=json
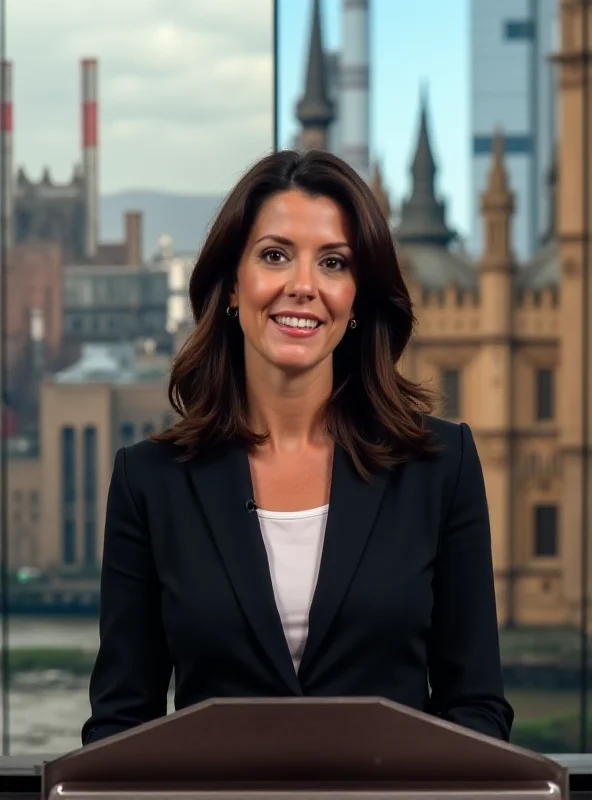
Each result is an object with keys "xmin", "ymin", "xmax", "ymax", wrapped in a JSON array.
[{"xmin": 245, "ymin": 360, "xmax": 332, "ymax": 454}]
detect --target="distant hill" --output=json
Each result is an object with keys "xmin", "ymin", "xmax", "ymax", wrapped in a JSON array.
[{"xmin": 100, "ymin": 191, "xmax": 225, "ymax": 259}]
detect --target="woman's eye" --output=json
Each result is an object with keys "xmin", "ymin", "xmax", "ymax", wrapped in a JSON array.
[
  {"xmin": 263, "ymin": 249, "xmax": 285, "ymax": 263},
  {"xmin": 323, "ymin": 256, "xmax": 345, "ymax": 270}
]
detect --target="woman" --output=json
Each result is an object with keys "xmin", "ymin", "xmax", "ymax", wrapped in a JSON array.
[{"xmin": 82, "ymin": 149, "xmax": 513, "ymax": 746}]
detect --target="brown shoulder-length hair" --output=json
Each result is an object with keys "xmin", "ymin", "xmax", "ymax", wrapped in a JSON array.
[{"xmin": 154, "ymin": 149, "xmax": 436, "ymax": 478}]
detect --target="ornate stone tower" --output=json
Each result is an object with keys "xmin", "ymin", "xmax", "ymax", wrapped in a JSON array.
[
  {"xmin": 555, "ymin": 0, "xmax": 592, "ymax": 619},
  {"xmin": 296, "ymin": 0, "xmax": 334, "ymax": 151},
  {"xmin": 479, "ymin": 132, "xmax": 515, "ymax": 281},
  {"xmin": 476, "ymin": 131, "xmax": 517, "ymax": 625}
]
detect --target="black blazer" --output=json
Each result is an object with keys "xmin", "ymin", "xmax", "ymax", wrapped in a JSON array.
[{"xmin": 82, "ymin": 416, "xmax": 513, "ymax": 745}]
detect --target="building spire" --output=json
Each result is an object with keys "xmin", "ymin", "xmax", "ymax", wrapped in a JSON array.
[
  {"xmin": 395, "ymin": 85, "xmax": 455, "ymax": 247},
  {"xmin": 479, "ymin": 130, "xmax": 515, "ymax": 268},
  {"xmin": 486, "ymin": 130, "xmax": 512, "ymax": 196},
  {"xmin": 296, "ymin": 0, "xmax": 334, "ymax": 149},
  {"xmin": 411, "ymin": 82, "xmax": 436, "ymax": 186}
]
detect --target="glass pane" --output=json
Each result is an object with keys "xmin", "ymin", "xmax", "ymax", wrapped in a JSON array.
[
  {"xmin": 278, "ymin": 0, "xmax": 579, "ymax": 753},
  {"xmin": 2, "ymin": 0, "xmax": 274, "ymax": 755}
]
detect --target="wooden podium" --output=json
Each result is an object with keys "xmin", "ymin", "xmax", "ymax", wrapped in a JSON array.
[{"xmin": 42, "ymin": 697, "xmax": 568, "ymax": 800}]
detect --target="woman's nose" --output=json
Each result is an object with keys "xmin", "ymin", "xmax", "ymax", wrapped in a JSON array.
[{"xmin": 285, "ymin": 259, "xmax": 318, "ymax": 299}]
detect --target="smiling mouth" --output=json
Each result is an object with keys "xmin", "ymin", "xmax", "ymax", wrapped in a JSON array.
[{"xmin": 271, "ymin": 315, "xmax": 322, "ymax": 330}]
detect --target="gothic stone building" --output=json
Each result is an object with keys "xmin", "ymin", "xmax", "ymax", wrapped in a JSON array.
[{"xmin": 296, "ymin": 0, "xmax": 592, "ymax": 628}]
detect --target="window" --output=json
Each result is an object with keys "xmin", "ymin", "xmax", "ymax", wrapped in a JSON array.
[
  {"xmin": 534, "ymin": 505, "xmax": 558, "ymax": 557},
  {"xmin": 61, "ymin": 426, "xmax": 77, "ymax": 564},
  {"xmin": 441, "ymin": 369, "xmax": 460, "ymax": 419},
  {"xmin": 535, "ymin": 368, "xmax": 554, "ymax": 420},
  {"xmin": 504, "ymin": 20, "xmax": 535, "ymax": 40},
  {"xmin": 63, "ymin": 520, "xmax": 76, "ymax": 565},
  {"xmin": 143, "ymin": 422, "xmax": 155, "ymax": 438},
  {"xmin": 83, "ymin": 426, "xmax": 97, "ymax": 566},
  {"xmin": 120, "ymin": 422, "xmax": 135, "ymax": 447},
  {"xmin": 29, "ymin": 490, "xmax": 39, "ymax": 522}
]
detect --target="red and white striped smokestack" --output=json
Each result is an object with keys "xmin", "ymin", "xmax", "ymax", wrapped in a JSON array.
[
  {"xmin": 81, "ymin": 58, "xmax": 99, "ymax": 259},
  {"xmin": 1, "ymin": 60, "xmax": 13, "ymax": 248}
]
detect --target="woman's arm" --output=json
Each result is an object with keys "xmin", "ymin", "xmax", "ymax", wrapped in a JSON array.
[
  {"xmin": 428, "ymin": 422, "xmax": 514, "ymax": 741},
  {"xmin": 81, "ymin": 448, "xmax": 173, "ymax": 744}
]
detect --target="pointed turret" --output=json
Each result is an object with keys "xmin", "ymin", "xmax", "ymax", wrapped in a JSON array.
[
  {"xmin": 483, "ymin": 130, "xmax": 513, "ymax": 199},
  {"xmin": 479, "ymin": 130, "xmax": 515, "ymax": 269},
  {"xmin": 411, "ymin": 84, "xmax": 436, "ymax": 188},
  {"xmin": 370, "ymin": 161, "xmax": 391, "ymax": 222},
  {"xmin": 395, "ymin": 86, "xmax": 455, "ymax": 247},
  {"xmin": 296, "ymin": 0, "xmax": 334, "ymax": 151}
]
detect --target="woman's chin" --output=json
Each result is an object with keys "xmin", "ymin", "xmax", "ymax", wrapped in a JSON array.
[
  {"xmin": 268, "ymin": 349, "xmax": 328, "ymax": 376},
  {"xmin": 246, "ymin": 337, "xmax": 333, "ymax": 376},
  {"xmin": 275, "ymin": 358, "xmax": 318, "ymax": 375}
]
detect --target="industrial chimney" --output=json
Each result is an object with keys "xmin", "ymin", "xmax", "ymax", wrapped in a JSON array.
[
  {"xmin": 1, "ymin": 60, "xmax": 13, "ymax": 248},
  {"xmin": 341, "ymin": 0, "xmax": 370, "ymax": 181},
  {"xmin": 81, "ymin": 58, "xmax": 99, "ymax": 259}
]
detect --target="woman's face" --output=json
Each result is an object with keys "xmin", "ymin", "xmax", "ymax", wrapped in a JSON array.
[{"xmin": 230, "ymin": 189, "xmax": 357, "ymax": 376}]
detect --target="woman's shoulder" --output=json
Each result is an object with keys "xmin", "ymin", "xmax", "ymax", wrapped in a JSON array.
[
  {"xmin": 402, "ymin": 416, "xmax": 483, "ymax": 512},
  {"xmin": 423, "ymin": 414, "xmax": 467, "ymax": 453},
  {"xmin": 417, "ymin": 415, "xmax": 478, "ymax": 474},
  {"xmin": 118, "ymin": 437, "xmax": 184, "ymax": 478}
]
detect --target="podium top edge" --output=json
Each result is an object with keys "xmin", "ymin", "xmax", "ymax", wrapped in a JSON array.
[{"xmin": 47, "ymin": 697, "xmax": 558, "ymax": 770}]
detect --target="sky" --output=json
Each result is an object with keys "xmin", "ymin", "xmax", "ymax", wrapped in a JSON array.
[
  {"xmin": 5, "ymin": 0, "xmax": 275, "ymax": 196},
  {"xmin": 279, "ymin": 0, "xmax": 470, "ymax": 237},
  {"xmin": 6, "ymin": 0, "xmax": 470, "ymax": 235}
]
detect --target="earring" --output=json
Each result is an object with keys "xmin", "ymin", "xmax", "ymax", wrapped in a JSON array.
[
  {"xmin": 226, "ymin": 306, "xmax": 239, "ymax": 318},
  {"xmin": 349, "ymin": 318, "xmax": 357, "ymax": 330}
]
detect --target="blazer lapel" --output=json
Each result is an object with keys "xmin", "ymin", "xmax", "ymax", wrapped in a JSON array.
[
  {"xmin": 299, "ymin": 445, "xmax": 389, "ymax": 676},
  {"xmin": 187, "ymin": 442, "xmax": 302, "ymax": 696}
]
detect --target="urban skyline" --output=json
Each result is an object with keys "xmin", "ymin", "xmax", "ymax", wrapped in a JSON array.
[
  {"xmin": 6, "ymin": 0, "xmax": 471, "ymax": 237},
  {"xmin": 5, "ymin": 0, "xmax": 274, "ymax": 196},
  {"xmin": 279, "ymin": 0, "xmax": 470, "ymax": 236}
]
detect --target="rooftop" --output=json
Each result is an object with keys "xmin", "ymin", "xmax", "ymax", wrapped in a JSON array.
[{"xmin": 52, "ymin": 343, "xmax": 169, "ymax": 385}]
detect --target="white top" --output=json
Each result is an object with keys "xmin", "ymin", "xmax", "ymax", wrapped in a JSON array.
[{"xmin": 257, "ymin": 504, "xmax": 329, "ymax": 672}]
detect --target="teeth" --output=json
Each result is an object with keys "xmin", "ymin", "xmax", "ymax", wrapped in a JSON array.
[{"xmin": 274, "ymin": 315, "xmax": 320, "ymax": 329}]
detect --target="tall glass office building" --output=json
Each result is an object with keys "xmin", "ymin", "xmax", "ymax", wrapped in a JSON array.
[{"xmin": 470, "ymin": 0, "xmax": 557, "ymax": 260}]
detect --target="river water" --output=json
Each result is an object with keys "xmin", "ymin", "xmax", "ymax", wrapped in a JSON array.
[
  {"xmin": 0, "ymin": 619, "xmax": 577, "ymax": 757},
  {"xmin": 10, "ymin": 671, "xmax": 96, "ymax": 755},
  {"xmin": 1, "ymin": 616, "xmax": 166, "ymax": 756}
]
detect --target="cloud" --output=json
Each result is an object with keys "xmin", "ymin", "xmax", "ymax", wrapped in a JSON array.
[{"xmin": 6, "ymin": 0, "xmax": 275, "ymax": 193}]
